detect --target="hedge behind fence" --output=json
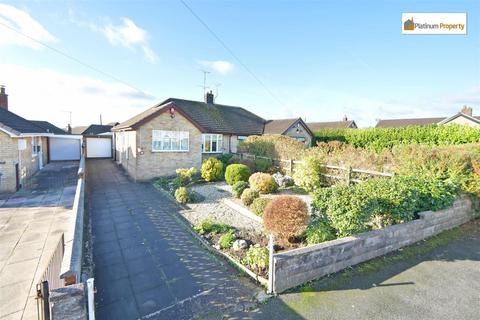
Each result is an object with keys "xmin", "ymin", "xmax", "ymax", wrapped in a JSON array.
[{"xmin": 314, "ymin": 125, "xmax": 480, "ymax": 152}]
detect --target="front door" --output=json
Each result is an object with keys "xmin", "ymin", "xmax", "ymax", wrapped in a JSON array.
[{"xmin": 15, "ymin": 163, "xmax": 20, "ymax": 191}]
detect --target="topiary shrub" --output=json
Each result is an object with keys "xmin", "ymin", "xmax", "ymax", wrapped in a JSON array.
[
  {"xmin": 241, "ymin": 188, "xmax": 259, "ymax": 206},
  {"xmin": 293, "ymin": 156, "xmax": 324, "ymax": 193},
  {"xmin": 304, "ymin": 219, "xmax": 336, "ymax": 245},
  {"xmin": 225, "ymin": 164, "xmax": 251, "ymax": 185},
  {"xmin": 232, "ymin": 181, "xmax": 249, "ymax": 198},
  {"xmin": 218, "ymin": 230, "xmax": 235, "ymax": 249},
  {"xmin": 250, "ymin": 197, "xmax": 271, "ymax": 216},
  {"xmin": 255, "ymin": 158, "xmax": 273, "ymax": 172},
  {"xmin": 175, "ymin": 187, "xmax": 191, "ymax": 204},
  {"xmin": 244, "ymin": 244, "xmax": 269, "ymax": 272},
  {"xmin": 201, "ymin": 157, "xmax": 224, "ymax": 182},
  {"xmin": 248, "ymin": 172, "xmax": 278, "ymax": 194},
  {"xmin": 263, "ymin": 196, "xmax": 308, "ymax": 245}
]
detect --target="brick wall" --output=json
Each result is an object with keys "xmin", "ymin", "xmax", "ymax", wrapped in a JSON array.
[
  {"xmin": 272, "ymin": 197, "xmax": 475, "ymax": 293},
  {"xmin": 134, "ymin": 111, "xmax": 203, "ymax": 180},
  {"xmin": 0, "ymin": 132, "xmax": 41, "ymax": 192}
]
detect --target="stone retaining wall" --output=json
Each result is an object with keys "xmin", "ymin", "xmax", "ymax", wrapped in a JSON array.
[{"xmin": 272, "ymin": 197, "xmax": 475, "ymax": 293}]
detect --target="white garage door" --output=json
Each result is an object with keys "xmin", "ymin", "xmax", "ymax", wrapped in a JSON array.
[
  {"xmin": 49, "ymin": 138, "xmax": 81, "ymax": 161},
  {"xmin": 86, "ymin": 137, "xmax": 112, "ymax": 158}
]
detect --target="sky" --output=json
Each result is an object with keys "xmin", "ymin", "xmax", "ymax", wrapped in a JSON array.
[{"xmin": 0, "ymin": 0, "xmax": 479, "ymax": 128}]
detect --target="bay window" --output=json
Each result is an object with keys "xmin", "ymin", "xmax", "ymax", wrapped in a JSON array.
[
  {"xmin": 202, "ymin": 134, "xmax": 223, "ymax": 153},
  {"xmin": 152, "ymin": 130, "xmax": 189, "ymax": 152}
]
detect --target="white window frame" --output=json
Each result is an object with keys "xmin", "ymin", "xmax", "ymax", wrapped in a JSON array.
[
  {"xmin": 31, "ymin": 137, "xmax": 40, "ymax": 157},
  {"xmin": 202, "ymin": 134, "xmax": 223, "ymax": 153},
  {"xmin": 152, "ymin": 130, "xmax": 189, "ymax": 152}
]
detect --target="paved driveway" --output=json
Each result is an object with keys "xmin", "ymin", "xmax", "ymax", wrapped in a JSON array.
[
  {"xmin": 0, "ymin": 161, "xmax": 78, "ymax": 320},
  {"xmin": 88, "ymin": 160, "xmax": 259, "ymax": 320}
]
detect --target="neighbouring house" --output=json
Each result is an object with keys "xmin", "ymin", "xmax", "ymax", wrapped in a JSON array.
[
  {"xmin": 376, "ymin": 106, "xmax": 480, "ymax": 128},
  {"xmin": 263, "ymin": 118, "xmax": 313, "ymax": 145},
  {"xmin": 112, "ymin": 92, "xmax": 313, "ymax": 180},
  {"xmin": 0, "ymin": 86, "xmax": 82, "ymax": 193},
  {"xmin": 307, "ymin": 116, "xmax": 358, "ymax": 132}
]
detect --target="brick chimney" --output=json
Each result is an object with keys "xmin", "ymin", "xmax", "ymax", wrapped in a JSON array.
[
  {"xmin": 205, "ymin": 90, "xmax": 214, "ymax": 104},
  {"xmin": 461, "ymin": 105, "xmax": 473, "ymax": 116},
  {"xmin": 0, "ymin": 86, "xmax": 8, "ymax": 111}
]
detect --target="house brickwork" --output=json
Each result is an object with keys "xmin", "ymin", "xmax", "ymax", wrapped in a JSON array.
[{"xmin": 0, "ymin": 132, "xmax": 41, "ymax": 193}]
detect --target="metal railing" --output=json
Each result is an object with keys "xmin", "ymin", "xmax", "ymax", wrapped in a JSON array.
[{"xmin": 36, "ymin": 234, "xmax": 65, "ymax": 320}]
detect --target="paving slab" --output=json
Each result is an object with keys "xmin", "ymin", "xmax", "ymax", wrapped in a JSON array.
[
  {"xmin": 88, "ymin": 159, "xmax": 261, "ymax": 320},
  {"xmin": 0, "ymin": 161, "xmax": 78, "ymax": 320}
]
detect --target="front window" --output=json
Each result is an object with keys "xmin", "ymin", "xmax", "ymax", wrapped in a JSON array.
[
  {"xmin": 31, "ymin": 137, "xmax": 40, "ymax": 156},
  {"xmin": 202, "ymin": 134, "xmax": 223, "ymax": 153},
  {"xmin": 152, "ymin": 130, "xmax": 189, "ymax": 152},
  {"xmin": 295, "ymin": 137, "xmax": 306, "ymax": 143}
]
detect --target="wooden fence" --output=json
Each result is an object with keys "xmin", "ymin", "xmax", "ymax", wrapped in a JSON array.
[{"xmin": 234, "ymin": 153, "xmax": 393, "ymax": 185}]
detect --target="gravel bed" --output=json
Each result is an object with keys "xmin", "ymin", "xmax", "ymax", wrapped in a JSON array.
[{"xmin": 182, "ymin": 182, "xmax": 264, "ymax": 234}]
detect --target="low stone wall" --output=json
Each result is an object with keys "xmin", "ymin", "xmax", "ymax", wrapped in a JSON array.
[{"xmin": 272, "ymin": 197, "xmax": 475, "ymax": 293}]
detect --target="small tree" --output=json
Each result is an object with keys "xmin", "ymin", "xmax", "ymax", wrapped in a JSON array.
[{"xmin": 263, "ymin": 196, "xmax": 308, "ymax": 245}]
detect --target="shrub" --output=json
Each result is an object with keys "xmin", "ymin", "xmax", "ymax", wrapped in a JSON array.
[
  {"xmin": 311, "ymin": 175, "xmax": 460, "ymax": 237},
  {"xmin": 249, "ymin": 172, "xmax": 278, "ymax": 194},
  {"xmin": 225, "ymin": 164, "xmax": 251, "ymax": 185},
  {"xmin": 175, "ymin": 167, "xmax": 197, "ymax": 184},
  {"xmin": 238, "ymin": 159, "xmax": 256, "ymax": 171},
  {"xmin": 244, "ymin": 245, "xmax": 269, "ymax": 272},
  {"xmin": 241, "ymin": 188, "xmax": 259, "ymax": 206},
  {"xmin": 153, "ymin": 177, "xmax": 169, "ymax": 190},
  {"xmin": 305, "ymin": 219, "xmax": 336, "ymax": 245},
  {"xmin": 255, "ymin": 158, "xmax": 273, "ymax": 172},
  {"xmin": 218, "ymin": 231, "xmax": 235, "ymax": 249},
  {"xmin": 314, "ymin": 125, "xmax": 480, "ymax": 152},
  {"xmin": 238, "ymin": 135, "xmax": 307, "ymax": 160},
  {"xmin": 232, "ymin": 181, "xmax": 249, "ymax": 198},
  {"xmin": 263, "ymin": 196, "xmax": 309, "ymax": 245},
  {"xmin": 292, "ymin": 156, "xmax": 324, "ymax": 193},
  {"xmin": 272, "ymin": 172, "xmax": 294, "ymax": 188},
  {"xmin": 175, "ymin": 187, "xmax": 191, "ymax": 204},
  {"xmin": 217, "ymin": 153, "xmax": 234, "ymax": 166},
  {"xmin": 194, "ymin": 218, "xmax": 234, "ymax": 235},
  {"xmin": 250, "ymin": 197, "xmax": 272, "ymax": 216},
  {"xmin": 201, "ymin": 157, "xmax": 224, "ymax": 182}
]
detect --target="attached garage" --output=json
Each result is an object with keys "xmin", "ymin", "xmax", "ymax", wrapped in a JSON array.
[
  {"xmin": 49, "ymin": 137, "xmax": 82, "ymax": 161},
  {"xmin": 86, "ymin": 137, "xmax": 112, "ymax": 158}
]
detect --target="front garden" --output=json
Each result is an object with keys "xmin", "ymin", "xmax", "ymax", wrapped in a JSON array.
[{"xmin": 154, "ymin": 130, "xmax": 480, "ymax": 285}]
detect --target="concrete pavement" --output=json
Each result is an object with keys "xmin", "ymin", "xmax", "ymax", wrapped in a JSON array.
[{"xmin": 0, "ymin": 161, "xmax": 78, "ymax": 320}]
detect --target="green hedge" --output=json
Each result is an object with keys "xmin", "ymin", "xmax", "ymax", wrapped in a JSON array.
[
  {"xmin": 314, "ymin": 125, "xmax": 480, "ymax": 152},
  {"xmin": 312, "ymin": 175, "xmax": 458, "ymax": 237}
]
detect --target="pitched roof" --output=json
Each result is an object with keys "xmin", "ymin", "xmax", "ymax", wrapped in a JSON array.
[
  {"xmin": 307, "ymin": 120, "xmax": 357, "ymax": 131},
  {"xmin": 82, "ymin": 124, "xmax": 113, "ymax": 135},
  {"xmin": 438, "ymin": 113, "xmax": 480, "ymax": 125},
  {"xmin": 376, "ymin": 117, "xmax": 451, "ymax": 128},
  {"xmin": 30, "ymin": 120, "xmax": 67, "ymax": 135},
  {"xmin": 0, "ymin": 108, "xmax": 46, "ymax": 135},
  {"xmin": 114, "ymin": 98, "xmax": 266, "ymax": 135}
]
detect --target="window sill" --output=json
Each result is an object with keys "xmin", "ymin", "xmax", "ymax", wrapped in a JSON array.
[{"xmin": 152, "ymin": 150, "xmax": 190, "ymax": 153}]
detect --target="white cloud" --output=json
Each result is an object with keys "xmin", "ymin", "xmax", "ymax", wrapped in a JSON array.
[
  {"xmin": 0, "ymin": 4, "xmax": 57, "ymax": 49},
  {"xmin": 0, "ymin": 64, "xmax": 155, "ymax": 127},
  {"xmin": 102, "ymin": 18, "xmax": 158, "ymax": 63},
  {"xmin": 199, "ymin": 60, "xmax": 235, "ymax": 75}
]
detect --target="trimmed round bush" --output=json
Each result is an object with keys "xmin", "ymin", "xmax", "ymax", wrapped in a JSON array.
[
  {"xmin": 218, "ymin": 231, "xmax": 235, "ymax": 249},
  {"xmin": 175, "ymin": 187, "xmax": 191, "ymax": 204},
  {"xmin": 250, "ymin": 197, "xmax": 271, "ymax": 216},
  {"xmin": 248, "ymin": 172, "xmax": 278, "ymax": 194},
  {"xmin": 304, "ymin": 219, "xmax": 336, "ymax": 245},
  {"xmin": 241, "ymin": 188, "xmax": 259, "ymax": 206},
  {"xmin": 201, "ymin": 157, "xmax": 223, "ymax": 182},
  {"xmin": 263, "ymin": 196, "xmax": 308, "ymax": 245},
  {"xmin": 232, "ymin": 181, "xmax": 249, "ymax": 198},
  {"xmin": 225, "ymin": 164, "xmax": 251, "ymax": 186}
]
